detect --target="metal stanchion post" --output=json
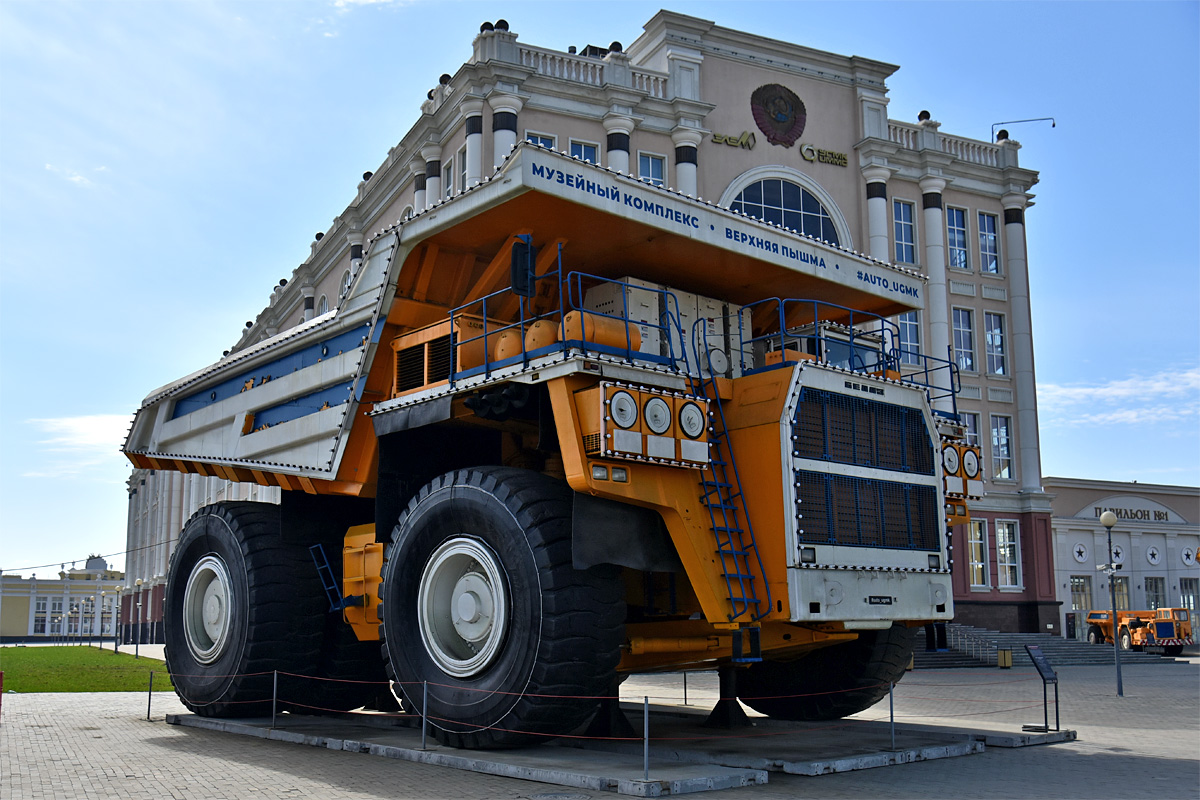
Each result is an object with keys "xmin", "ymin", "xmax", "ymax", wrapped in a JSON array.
[
  {"xmin": 683, "ymin": 672, "xmax": 688, "ymax": 706},
  {"xmin": 889, "ymin": 682, "xmax": 895, "ymax": 750},
  {"xmin": 147, "ymin": 671, "xmax": 154, "ymax": 721},
  {"xmin": 643, "ymin": 696, "xmax": 649, "ymax": 781},
  {"xmin": 272, "ymin": 671, "xmax": 278, "ymax": 729},
  {"xmin": 421, "ymin": 681, "xmax": 429, "ymax": 750}
]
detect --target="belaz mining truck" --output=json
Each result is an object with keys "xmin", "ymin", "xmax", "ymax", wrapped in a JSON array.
[{"xmin": 124, "ymin": 143, "xmax": 980, "ymax": 748}]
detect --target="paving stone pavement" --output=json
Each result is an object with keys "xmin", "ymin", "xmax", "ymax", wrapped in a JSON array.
[{"xmin": 2, "ymin": 655, "xmax": 1197, "ymax": 799}]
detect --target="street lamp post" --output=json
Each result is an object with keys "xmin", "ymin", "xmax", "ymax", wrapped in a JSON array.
[
  {"xmin": 99, "ymin": 591, "xmax": 107, "ymax": 649},
  {"xmin": 90, "ymin": 595, "xmax": 97, "ymax": 648},
  {"xmin": 114, "ymin": 588, "xmax": 121, "ymax": 653},
  {"xmin": 135, "ymin": 578, "xmax": 143, "ymax": 659},
  {"xmin": 1100, "ymin": 510, "xmax": 1124, "ymax": 697}
]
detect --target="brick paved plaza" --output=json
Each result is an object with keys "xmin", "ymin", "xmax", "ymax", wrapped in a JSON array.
[{"xmin": 2, "ymin": 653, "xmax": 1197, "ymax": 799}]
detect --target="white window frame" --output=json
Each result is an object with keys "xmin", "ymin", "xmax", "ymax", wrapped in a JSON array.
[
  {"xmin": 1180, "ymin": 577, "xmax": 1198, "ymax": 611},
  {"xmin": 340, "ymin": 269, "xmax": 352, "ymax": 299},
  {"xmin": 1070, "ymin": 575, "xmax": 1092, "ymax": 611},
  {"xmin": 317, "ymin": 295, "xmax": 329, "ymax": 316},
  {"xmin": 1145, "ymin": 576, "xmax": 1167, "ymax": 610},
  {"xmin": 442, "ymin": 158, "xmax": 454, "ymax": 199},
  {"xmin": 570, "ymin": 139, "xmax": 599, "ymax": 164},
  {"xmin": 946, "ymin": 206, "xmax": 969, "ymax": 270},
  {"xmin": 968, "ymin": 520, "xmax": 990, "ymax": 589},
  {"xmin": 1112, "ymin": 575, "xmax": 1130, "ymax": 610},
  {"xmin": 457, "ymin": 144, "xmax": 467, "ymax": 192},
  {"xmin": 638, "ymin": 151, "xmax": 666, "ymax": 186},
  {"xmin": 995, "ymin": 519, "xmax": 1022, "ymax": 589},
  {"xmin": 984, "ymin": 311, "xmax": 1007, "ymax": 375},
  {"xmin": 962, "ymin": 412, "xmax": 980, "ymax": 448},
  {"xmin": 979, "ymin": 212, "xmax": 1000, "ymax": 274},
  {"xmin": 525, "ymin": 130, "xmax": 555, "ymax": 149},
  {"xmin": 990, "ymin": 414, "xmax": 1013, "ymax": 480},
  {"xmin": 896, "ymin": 310, "xmax": 920, "ymax": 366},
  {"xmin": 893, "ymin": 199, "xmax": 916, "ymax": 264},
  {"xmin": 952, "ymin": 307, "xmax": 976, "ymax": 373}
]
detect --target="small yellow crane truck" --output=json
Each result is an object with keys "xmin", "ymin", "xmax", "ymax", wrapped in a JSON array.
[
  {"xmin": 124, "ymin": 143, "xmax": 980, "ymax": 748},
  {"xmin": 1085, "ymin": 608, "xmax": 1193, "ymax": 656}
]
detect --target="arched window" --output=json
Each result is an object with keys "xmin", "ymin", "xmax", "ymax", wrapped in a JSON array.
[
  {"xmin": 340, "ymin": 269, "xmax": 352, "ymax": 298},
  {"xmin": 729, "ymin": 178, "xmax": 840, "ymax": 246},
  {"xmin": 317, "ymin": 295, "xmax": 329, "ymax": 315}
]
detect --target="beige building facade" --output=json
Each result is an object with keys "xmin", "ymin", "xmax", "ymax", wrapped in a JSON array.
[
  {"xmin": 123, "ymin": 12, "xmax": 1053, "ymax": 632},
  {"xmin": 1047, "ymin": 477, "xmax": 1200, "ymax": 640},
  {"xmin": 0, "ymin": 557, "xmax": 124, "ymax": 644}
]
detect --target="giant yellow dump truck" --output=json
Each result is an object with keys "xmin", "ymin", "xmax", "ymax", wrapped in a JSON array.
[{"xmin": 124, "ymin": 143, "xmax": 979, "ymax": 748}]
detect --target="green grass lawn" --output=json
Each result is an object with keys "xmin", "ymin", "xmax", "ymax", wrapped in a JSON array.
[{"xmin": 0, "ymin": 646, "xmax": 175, "ymax": 693}]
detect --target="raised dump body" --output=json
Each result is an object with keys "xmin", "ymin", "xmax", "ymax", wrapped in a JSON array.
[{"xmin": 125, "ymin": 143, "xmax": 979, "ymax": 747}]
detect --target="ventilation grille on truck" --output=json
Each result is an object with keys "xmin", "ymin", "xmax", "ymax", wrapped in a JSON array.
[
  {"xmin": 792, "ymin": 388, "xmax": 934, "ymax": 475},
  {"xmin": 794, "ymin": 470, "xmax": 939, "ymax": 551},
  {"xmin": 394, "ymin": 334, "xmax": 453, "ymax": 395}
]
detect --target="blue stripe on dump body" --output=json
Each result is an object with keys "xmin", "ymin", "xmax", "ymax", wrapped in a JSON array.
[
  {"xmin": 251, "ymin": 381, "xmax": 354, "ymax": 430},
  {"xmin": 171, "ymin": 325, "xmax": 370, "ymax": 419}
]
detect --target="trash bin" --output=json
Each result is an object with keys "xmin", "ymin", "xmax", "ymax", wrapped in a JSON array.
[{"xmin": 997, "ymin": 648, "xmax": 1013, "ymax": 669}]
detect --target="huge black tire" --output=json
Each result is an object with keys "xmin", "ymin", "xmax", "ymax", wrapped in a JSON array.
[
  {"xmin": 1119, "ymin": 627, "xmax": 1133, "ymax": 651},
  {"xmin": 1086, "ymin": 626, "xmax": 1104, "ymax": 645},
  {"xmin": 312, "ymin": 609, "xmax": 392, "ymax": 713},
  {"xmin": 164, "ymin": 502, "xmax": 323, "ymax": 717},
  {"xmin": 380, "ymin": 467, "xmax": 624, "ymax": 749},
  {"xmin": 737, "ymin": 623, "xmax": 913, "ymax": 721},
  {"xmin": 1163, "ymin": 644, "xmax": 1184, "ymax": 657}
]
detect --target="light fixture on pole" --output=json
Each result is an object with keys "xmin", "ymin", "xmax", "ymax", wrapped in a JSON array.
[
  {"xmin": 1099, "ymin": 510, "xmax": 1123, "ymax": 697},
  {"xmin": 135, "ymin": 578, "xmax": 144, "ymax": 660},
  {"xmin": 990, "ymin": 117, "xmax": 1056, "ymax": 143}
]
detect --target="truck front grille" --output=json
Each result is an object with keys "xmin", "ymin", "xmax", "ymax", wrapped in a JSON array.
[
  {"xmin": 792, "ymin": 387, "xmax": 934, "ymax": 475},
  {"xmin": 794, "ymin": 470, "xmax": 939, "ymax": 551}
]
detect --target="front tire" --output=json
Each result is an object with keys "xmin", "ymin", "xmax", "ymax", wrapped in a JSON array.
[
  {"xmin": 1119, "ymin": 627, "xmax": 1133, "ymax": 651},
  {"xmin": 164, "ymin": 502, "xmax": 323, "ymax": 717},
  {"xmin": 1087, "ymin": 626, "xmax": 1104, "ymax": 645},
  {"xmin": 380, "ymin": 467, "xmax": 624, "ymax": 749},
  {"xmin": 737, "ymin": 624, "xmax": 913, "ymax": 721}
]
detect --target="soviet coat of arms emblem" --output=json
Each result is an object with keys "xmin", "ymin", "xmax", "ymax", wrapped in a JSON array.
[{"xmin": 750, "ymin": 84, "xmax": 806, "ymax": 147}]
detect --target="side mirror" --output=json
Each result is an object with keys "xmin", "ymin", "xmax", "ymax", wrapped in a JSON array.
[{"xmin": 511, "ymin": 235, "xmax": 537, "ymax": 297}]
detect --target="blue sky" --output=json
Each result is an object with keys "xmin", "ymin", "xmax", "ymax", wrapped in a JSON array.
[{"xmin": 1, "ymin": 0, "xmax": 1197, "ymax": 577}]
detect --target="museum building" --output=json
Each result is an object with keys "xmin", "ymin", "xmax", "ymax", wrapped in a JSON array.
[{"xmin": 123, "ymin": 11, "xmax": 1054, "ymax": 637}]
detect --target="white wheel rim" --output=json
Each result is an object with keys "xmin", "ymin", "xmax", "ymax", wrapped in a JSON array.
[
  {"xmin": 182, "ymin": 555, "xmax": 233, "ymax": 665},
  {"xmin": 418, "ymin": 537, "xmax": 509, "ymax": 678}
]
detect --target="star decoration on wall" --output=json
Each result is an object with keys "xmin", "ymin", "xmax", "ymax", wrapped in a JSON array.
[{"xmin": 1146, "ymin": 547, "xmax": 1161, "ymax": 565}]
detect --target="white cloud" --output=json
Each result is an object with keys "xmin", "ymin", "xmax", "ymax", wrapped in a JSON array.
[
  {"xmin": 333, "ymin": 0, "xmax": 402, "ymax": 7},
  {"xmin": 44, "ymin": 163, "xmax": 94, "ymax": 187},
  {"xmin": 23, "ymin": 415, "xmax": 132, "ymax": 478},
  {"xmin": 1038, "ymin": 366, "xmax": 1200, "ymax": 427}
]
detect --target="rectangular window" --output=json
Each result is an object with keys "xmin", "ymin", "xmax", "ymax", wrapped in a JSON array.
[
  {"xmin": 1181, "ymin": 577, "xmax": 1198, "ymax": 611},
  {"xmin": 897, "ymin": 311, "xmax": 920, "ymax": 366},
  {"xmin": 570, "ymin": 140, "xmax": 599, "ymax": 164},
  {"xmin": 457, "ymin": 145, "xmax": 467, "ymax": 192},
  {"xmin": 962, "ymin": 412, "xmax": 980, "ymax": 448},
  {"xmin": 990, "ymin": 414, "xmax": 1013, "ymax": 480},
  {"xmin": 1145, "ymin": 576, "xmax": 1167, "ymax": 610},
  {"xmin": 442, "ymin": 159, "xmax": 453, "ymax": 199},
  {"xmin": 33, "ymin": 596, "xmax": 48, "ymax": 634},
  {"xmin": 947, "ymin": 207, "xmax": 968, "ymax": 269},
  {"xmin": 1070, "ymin": 576, "xmax": 1093, "ymax": 611},
  {"xmin": 525, "ymin": 131, "xmax": 555, "ymax": 148},
  {"xmin": 1112, "ymin": 576, "xmax": 1130, "ymax": 610},
  {"xmin": 968, "ymin": 520, "xmax": 989, "ymax": 587},
  {"xmin": 979, "ymin": 212, "xmax": 1000, "ymax": 273},
  {"xmin": 638, "ymin": 152, "xmax": 665, "ymax": 186},
  {"xmin": 893, "ymin": 200, "xmax": 915, "ymax": 264},
  {"xmin": 984, "ymin": 312, "xmax": 1007, "ymax": 375},
  {"xmin": 952, "ymin": 307, "xmax": 975, "ymax": 372},
  {"xmin": 995, "ymin": 520, "xmax": 1021, "ymax": 588}
]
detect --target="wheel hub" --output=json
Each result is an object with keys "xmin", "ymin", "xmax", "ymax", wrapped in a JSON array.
[
  {"xmin": 418, "ymin": 537, "xmax": 509, "ymax": 678},
  {"xmin": 182, "ymin": 555, "xmax": 233, "ymax": 665}
]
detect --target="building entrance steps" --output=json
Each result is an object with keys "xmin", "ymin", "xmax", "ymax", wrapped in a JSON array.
[{"xmin": 909, "ymin": 624, "xmax": 1184, "ymax": 669}]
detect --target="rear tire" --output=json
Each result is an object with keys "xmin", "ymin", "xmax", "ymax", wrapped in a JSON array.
[
  {"xmin": 164, "ymin": 502, "xmax": 322, "ymax": 717},
  {"xmin": 1163, "ymin": 645, "xmax": 1184, "ymax": 657},
  {"xmin": 737, "ymin": 623, "xmax": 913, "ymax": 721},
  {"xmin": 1086, "ymin": 626, "xmax": 1103, "ymax": 645},
  {"xmin": 1119, "ymin": 627, "xmax": 1133, "ymax": 651},
  {"xmin": 380, "ymin": 467, "xmax": 624, "ymax": 749}
]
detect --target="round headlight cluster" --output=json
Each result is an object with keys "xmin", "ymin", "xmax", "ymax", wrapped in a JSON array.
[
  {"xmin": 644, "ymin": 397, "xmax": 671, "ymax": 434},
  {"xmin": 679, "ymin": 401, "xmax": 706, "ymax": 439},
  {"xmin": 941, "ymin": 444, "xmax": 960, "ymax": 476},
  {"xmin": 610, "ymin": 390, "xmax": 638, "ymax": 429},
  {"xmin": 962, "ymin": 448, "xmax": 980, "ymax": 479}
]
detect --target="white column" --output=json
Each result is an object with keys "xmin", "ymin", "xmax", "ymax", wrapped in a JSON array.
[
  {"xmin": 920, "ymin": 175, "xmax": 952, "ymax": 411},
  {"xmin": 462, "ymin": 99, "xmax": 484, "ymax": 186},
  {"xmin": 301, "ymin": 286, "xmax": 315, "ymax": 322},
  {"xmin": 861, "ymin": 166, "xmax": 892, "ymax": 263},
  {"xmin": 603, "ymin": 115, "xmax": 634, "ymax": 175},
  {"xmin": 410, "ymin": 162, "xmax": 426, "ymax": 213},
  {"xmin": 488, "ymin": 94, "xmax": 523, "ymax": 169},
  {"xmin": 1002, "ymin": 193, "xmax": 1043, "ymax": 491},
  {"xmin": 671, "ymin": 128, "xmax": 701, "ymax": 197},
  {"xmin": 421, "ymin": 144, "xmax": 442, "ymax": 210}
]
